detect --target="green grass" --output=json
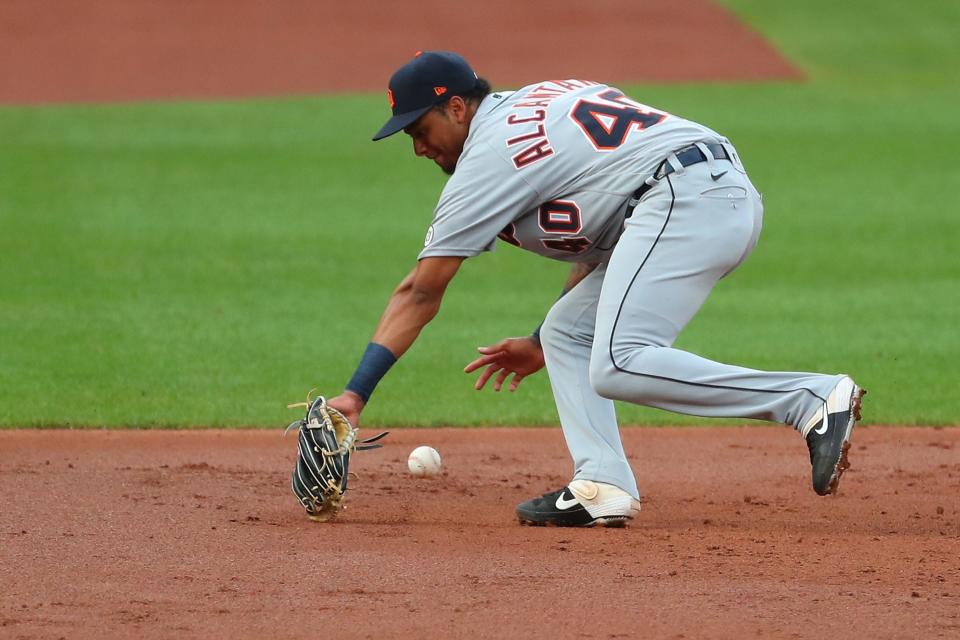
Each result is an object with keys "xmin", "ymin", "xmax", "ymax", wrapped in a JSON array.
[{"xmin": 1, "ymin": 1, "xmax": 958, "ymax": 427}]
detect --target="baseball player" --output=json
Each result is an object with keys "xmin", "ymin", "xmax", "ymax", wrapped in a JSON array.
[{"xmin": 327, "ymin": 51, "xmax": 865, "ymax": 527}]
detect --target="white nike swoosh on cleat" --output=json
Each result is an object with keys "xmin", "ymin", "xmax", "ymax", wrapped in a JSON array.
[
  {"xmin": 814, "ymin": 420, "xmax": 828, "ymax": 435},
  {"xmin": 555, "ymin": 492, "xmax": 580, "ymax": 510}
]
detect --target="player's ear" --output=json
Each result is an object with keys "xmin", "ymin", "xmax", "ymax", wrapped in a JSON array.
[{"xmin": 447, "ymin": 96, "xmax": 468, "ymax": 125}]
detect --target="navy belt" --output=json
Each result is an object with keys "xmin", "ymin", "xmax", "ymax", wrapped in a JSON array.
[{"xmin": 625, "ymin": 143, "xmax": 731, "ymax": 217}]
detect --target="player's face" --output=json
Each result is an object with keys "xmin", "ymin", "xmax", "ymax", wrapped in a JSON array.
[{"xmin": 404, "ymin": 99, "xmax": 471, "ymax": 175}]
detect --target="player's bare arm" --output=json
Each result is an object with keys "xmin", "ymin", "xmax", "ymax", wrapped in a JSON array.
[
  {"xmin": 465, "ymin": 261, "xmax": 599, "ymax": 392},
  {"xmin": 372, "ymin": 256, "xmax": 464, "ymax": 356},
  {"xmin": 328, "ymin": 256, "xmax": 464, "ymax": 423}
]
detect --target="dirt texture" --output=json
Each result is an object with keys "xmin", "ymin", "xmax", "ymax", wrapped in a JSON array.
[
  {"xmin": 1, "ymin": 427, "xmax": 958, "ymax": 639},
  {"xmin": 1, "ymin": 0, "xmax": 800, "ymax": 104}
]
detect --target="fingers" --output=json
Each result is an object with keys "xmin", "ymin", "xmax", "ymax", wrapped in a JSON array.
[
  {"xmin": 469, "ymin": 338, "xmax": 532, "ymax": 391},
  {"xmin": 475, "ymin": 364, "xmax": 499, "ymax": 390},
  {"xmin": 474, "ymin": 367, "xmax": 527, "ymax": 392},
  {"xmin": 463, "ymin": 351, "xmax": 506, "ymax": 373},
  {"xmin": 477, "ymin": 339, "xmax": 510, "ymax": 355},
  {"xmin": 493, "ymin": 368, "xmax": 510, "ymax": 392},
  {"xmin": 463, "ymin": 357, "xmax": 484, "ymax": 373}
]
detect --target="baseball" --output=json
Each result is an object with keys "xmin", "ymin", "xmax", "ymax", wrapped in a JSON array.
[{"xmin": 407, "ymin": 445, "xmax": 442, "ymax": 477}]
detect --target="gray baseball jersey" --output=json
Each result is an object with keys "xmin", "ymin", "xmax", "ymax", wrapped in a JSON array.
[{"xmin": 418, "ymin": 80, "xmax": 725, "ymax": 263}]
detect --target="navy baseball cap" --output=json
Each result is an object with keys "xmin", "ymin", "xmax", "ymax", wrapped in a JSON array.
[{"xmin": 372, "ymin": 51, "xmax": 479, "ymax": 141}]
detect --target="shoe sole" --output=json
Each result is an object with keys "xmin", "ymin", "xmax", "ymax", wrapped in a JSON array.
[
  {"xmin": 825, "ymin": 385, "xmax": 866, "ymax": 495},
  {"xmin": 517, "ymin": 515, "xmax": 633, "ymax": 528}
]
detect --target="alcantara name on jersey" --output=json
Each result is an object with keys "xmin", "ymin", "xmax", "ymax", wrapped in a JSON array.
[{"xmin": 503, "ymin": 80, "xmax": 601, "ymax": 169}]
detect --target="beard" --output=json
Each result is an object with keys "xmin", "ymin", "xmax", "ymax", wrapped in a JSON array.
[{"xmin": 437, "ymin": 158, "xmax": 456, "ymax": 176}]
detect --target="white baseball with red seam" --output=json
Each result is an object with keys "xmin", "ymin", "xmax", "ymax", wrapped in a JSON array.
[{"xmin": 407, "ymin": 446, "xmax": 442, "ymax": 477}]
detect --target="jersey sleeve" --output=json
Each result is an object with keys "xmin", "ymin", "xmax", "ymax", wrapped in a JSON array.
[{"xmin": 418, "ymin": 140, "xmax": 540, "ymax": 260}]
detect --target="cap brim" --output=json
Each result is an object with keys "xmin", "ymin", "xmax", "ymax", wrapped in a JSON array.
[{"xmin": 372, "ymin": 105, "xmax": 432, "ymax": 141}]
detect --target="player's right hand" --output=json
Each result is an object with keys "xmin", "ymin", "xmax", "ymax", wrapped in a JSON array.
[{"xmin": 464, "ymin": 337, "xmax": 545, "ymax": 392}]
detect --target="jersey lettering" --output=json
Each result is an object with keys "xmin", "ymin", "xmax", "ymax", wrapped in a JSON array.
[
  {"xmin": 537, "ymin": 200, "xmax": 592, "ymax": 254},
  {"xmin": 497, "ymin": 223, "xmax": 522, "ymax": 247},
  {"xmin": 508, "ymin": 80, "xmax": 600, "ymax": 119},
  {"xmin": 506, "ymin": 100, "xmax": 555, "ymax": 169},
  {"xmin": 506, "ymin": 110, "xmax": 546, "ymax": 125},
  {"xmin": 512, "ymin": 139, "xmax": 554, "ymax": 169},
  {"xmin": 515, "ymin": 99, "xmax": 552, "ymax": 108},
  {"xmin": 505, "ymin": 81, "xmax": 610, "ymax": 169},
  {"xmin": 541, "ymin": 237, "xmax": 592, "ymax": 254},
  {"xmin": 538, "ymin": 201, "xmax": 582, "ymax": 234},
  {"xmin": 506, "ymin": 123, "xmax": 548, "ymax": 147},
  {"xmin": 570, "ymin": 89, "xmax": 668, "ymax": 151}
]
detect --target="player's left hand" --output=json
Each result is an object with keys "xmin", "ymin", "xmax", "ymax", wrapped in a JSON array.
[
  {"xmin": 464, "ymin": 337, "xmax": 545, "ymax": 392},
  {"xmin": 326, "ymin": 391, "xmax": 365, "ymax": 427}
]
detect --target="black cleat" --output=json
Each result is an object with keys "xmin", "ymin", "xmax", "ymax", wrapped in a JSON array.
[
  {"xmin": 805, "ymin": 376, "xmax": 866, "ymax": 496},
  {"xmin": 516, "ymin": 480, "xmax": 641, "ymax": 527}
]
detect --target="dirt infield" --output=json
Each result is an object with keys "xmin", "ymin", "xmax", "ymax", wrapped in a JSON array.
[
  {"xmin": 1, "ymin": 0, "xmax": 800, "ymax": 104},
  {"xmin": 2, "ymin": 427, "xmax": 958, "ymax": 639}
]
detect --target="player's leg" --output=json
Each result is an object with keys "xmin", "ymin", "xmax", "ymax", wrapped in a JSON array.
[
  {"xmin": 515, "ymin": 267, "xmax": 641, "ymax": 526},
  {"xmin": 538, "ymin": 266, "xmax": 639, "ymax": 498},
  {"xmin": 588, "ymin": 159, "xmax": 862, "ymax": 493}
]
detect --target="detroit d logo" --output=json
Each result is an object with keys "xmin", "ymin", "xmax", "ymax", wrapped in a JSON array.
[{"xmin": 424, "ymin": 225, "xmax": 435, "ymax": 247}]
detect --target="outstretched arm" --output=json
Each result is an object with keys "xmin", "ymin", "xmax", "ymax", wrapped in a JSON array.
[
  {"xmin": 328, "ymin": 256, "xmax": 464, "ymax": 423},
  {"xmin": 371, "ymin": 256, "xmax": 464, "ymax": 357}
]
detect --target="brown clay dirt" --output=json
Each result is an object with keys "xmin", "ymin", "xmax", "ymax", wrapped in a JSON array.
[
  {"xmin": 1, "ymin": 427, "xmax": 958, "ymax": 639},
  {"xmin": 1, "ymin": 0, "xmax": 800, "ymax": 104}
]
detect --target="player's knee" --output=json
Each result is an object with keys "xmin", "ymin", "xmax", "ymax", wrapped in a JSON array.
[
  {"xmin": 538, "ymin": 316, "xmax": 559, "ymax": 358},
  {"xmin": 589, "ymin": 345, "xmax": 656, "ymax": 401},
  {"xmin": 538, "ymin": 306, "xmax": 574, "ymax": 358},
  {"xmin": 588, "ymin": 357, "xmax": 622, "ymax": 400}
]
